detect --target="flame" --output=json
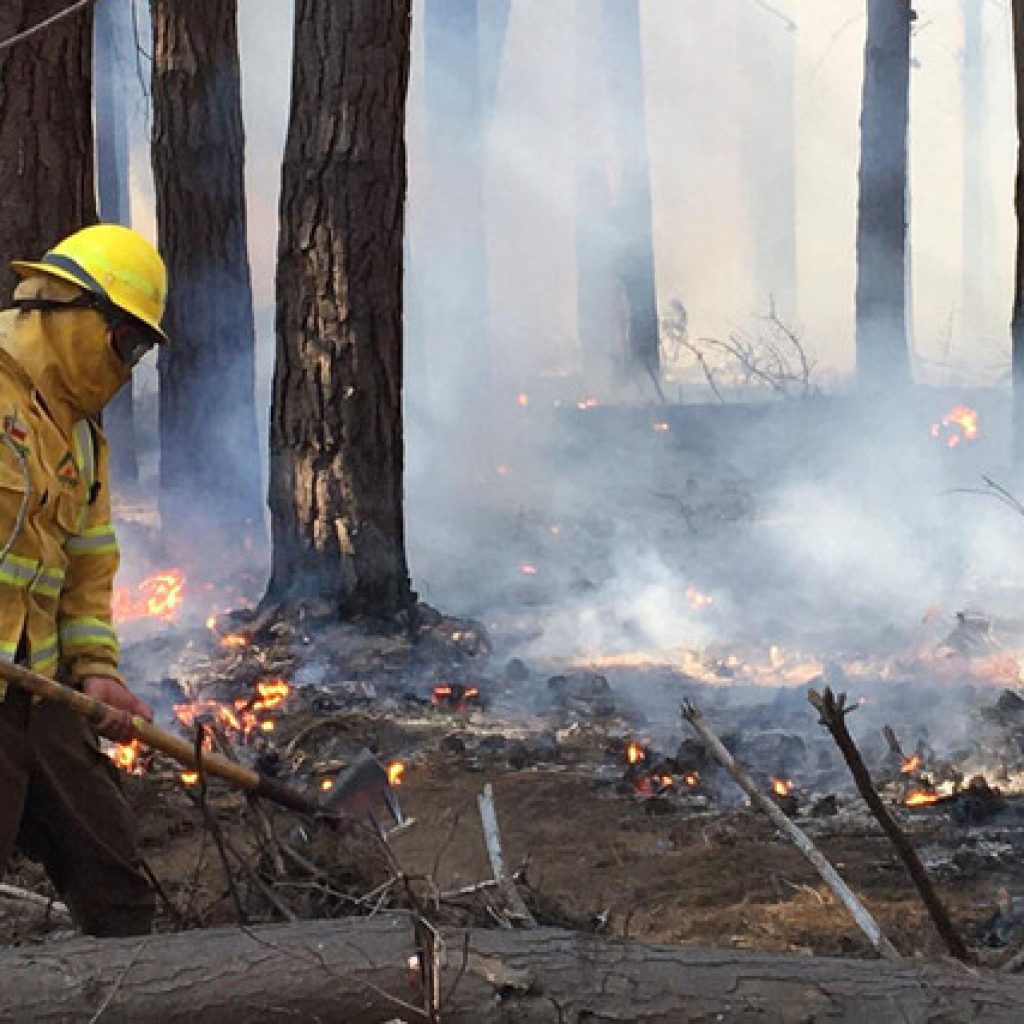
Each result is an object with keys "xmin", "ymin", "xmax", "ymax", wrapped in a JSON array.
[
  {"xmin": 220, "ymin": 633, "xmax": 250, "ymax": 648},
  {"xmin": 684, "ymin": 771, "xmax": 700, "ymax": 788},
  {"xmin": 930, "ymin": 405, "xmax": 980, "ymax": 448},
  {"xmin": 250, "ymin": 679, "xmax": 290, "ymax": 711},
  {"xmin": 905, "ymin": 789, "xmax": 940, "ymax": 807},
  {"xmin": 113, "ymin": 569, "xmax": 185, "ymax": 622},
  {"xmin": 320, "ymin": 777, "xmax": 334, "ymax": 792},
  {"xmin": 387, "ymin": 761, "xmax": 406, "ymax": 786},
  {"xmin": 900, "ymin": 753, "xmax": 922, "ymax": 774},
  {"xmin": 180, "ymin": 771, "xmax": 199, "ymax": 786},
  {"xmin": 771, "ymin": 777, "xmax": 793, "ymax": 797},
  {"xmin": 652, "ymin": 421, "xmax": 670, "ymax": 432},
  {"xmin": 173, "ymin": 679, "xmax": 292, "ymax": 744},
  {"xmin": 112, "ymin": 740, "xmax": 142, "ymax": 773},
  {"xmin": 685, "ymin": 586, "xmax": 713, "ymax": 611},
  {"xmin": 626, "ymin": 741, "xmax": 645, "ymax": 765}
]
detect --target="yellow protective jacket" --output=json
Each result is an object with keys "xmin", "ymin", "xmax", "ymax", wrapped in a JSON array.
[{"xmin": 0, "ymin": 278, "xmax": 126, "ymax": 699}]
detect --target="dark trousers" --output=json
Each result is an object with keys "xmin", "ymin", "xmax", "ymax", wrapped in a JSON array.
[{"xmin": 0, "ymin": 686, "xmax": 153, "ymax": 936}]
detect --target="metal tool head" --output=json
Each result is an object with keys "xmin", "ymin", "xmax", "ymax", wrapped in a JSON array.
[{"xmin": 321, "ymin": 748, "xmax": 405, "ymax": 830}]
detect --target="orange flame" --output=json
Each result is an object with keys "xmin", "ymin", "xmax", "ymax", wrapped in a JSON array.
[
  {"xmin": 113, "ymin": 569, "xmax": 185, "ymax": 622},
  {"xmin": 626, "ymin": 741, "xmax": 645, "ymax": 765},
  {"xmin": 930, "ymin": 405, "xmax": 980, "ymax": 448},
  {"xmin": 387, "ymin": 761, "xmax": 406, "ymax": 786},
  {"xmin": 685, "ymin": 586, "xmax": 713, "ymax": 611},
  {"xmin": 905, "ymin": 789, "xmax": 940, "ymax": 807},
  {"xmin": 684, "ymin": 771, "xmax": 700, "ymax": 788},
  {"xmin": 320, "ymin": 777, "xmax": 334, "ymax": 792},
  {"xmin": 771, "ymin": 777, "xmax": 793, "ymax": 797},
  {"xmin": 220, "ymin": 633, "xmax": 250, "ymax": 648},
  {"xmin": 180, "ymin": 771, "xmax": 199, "ymax": 786},
  {"xmin": 249, "ymin": 679, "xmax": 290, "ymax": 712},
  {"xmin": 112, "ymin": 740, "xmax": 142, "ymax": 773},
  {"xmin": 900, "ymin": 753, "xmax": 922, "ymax": 774}
]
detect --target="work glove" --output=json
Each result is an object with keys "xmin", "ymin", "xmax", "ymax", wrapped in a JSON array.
[{"xmin": 82, "ymin": 676, "xmax": 154, "ymax": 742}]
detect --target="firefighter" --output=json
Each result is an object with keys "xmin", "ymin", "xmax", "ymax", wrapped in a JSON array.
[{"xmin": 0, "ymin": 224, "xmax": 167, "ymax": 937}]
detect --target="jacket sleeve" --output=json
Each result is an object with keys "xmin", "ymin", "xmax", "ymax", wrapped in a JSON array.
[{"xmin": 58, "ymin": 426, "xmax": 123, "ymax": 685}]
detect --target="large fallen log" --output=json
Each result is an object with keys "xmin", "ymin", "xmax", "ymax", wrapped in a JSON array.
[{"xmin": 2, "ymin": 915, "xmax": 1023, "ymax": 1023}]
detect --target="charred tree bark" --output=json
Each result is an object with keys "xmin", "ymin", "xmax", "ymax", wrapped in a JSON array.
[
  {"xmin": 1, "ymin": 918, "xmax": 1023, "ymax": 1023},
  {"xmin": 95, "ymin": 0, "xmax": 137, "ymax": 488},
  {"xmin": 0, "ymin": 1, "xmax": 96, "ymax": 302},
  {"xmin": 575, "ymin": 1, "xmax": 660, "ymax": 394},
  {"xmin": 423, "ymin": 0, "xmax": 490, "ymax": 416},
  {"xmin": 1012, "ymin": 0, "xmax": 1024, "ymax": 468},
  {"xmin": 266, "ymin": 1, "xmax": 414, "ymax": 619},
  {"xmin": 855, "ymin": 0, "xmax": 913, "ymax": 392},
  {"xmin": 151, "ymin": 0, "xmax": 262, "ymax": 558}
]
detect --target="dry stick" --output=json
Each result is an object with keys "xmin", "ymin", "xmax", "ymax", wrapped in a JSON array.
[
  {"xmin": 807, "ymin": 687, "xmax": 973, "ymax": 964},
  {"xmin": 0, "ymin": 883, "xmax": 70, "ymax": 921},
  {"xmin": 680, "ymin": 699, "xmax": 901, "ymax": 960},
  {"xmin": 477, "ymin": 783, "xmax": 536, "ymax": 928}
]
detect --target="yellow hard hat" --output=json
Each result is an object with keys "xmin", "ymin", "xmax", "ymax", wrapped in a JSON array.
[{"xmin": 11, "ymin": 224, "xmax": 168, "ymax": 343}]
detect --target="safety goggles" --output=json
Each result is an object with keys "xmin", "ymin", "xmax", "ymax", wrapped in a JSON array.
[{"xmin": 13, "ymin": 294, "xmax": 157, "ymax": 368}]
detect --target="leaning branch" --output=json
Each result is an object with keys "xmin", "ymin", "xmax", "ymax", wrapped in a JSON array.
[
  {"xmin": 807, "ymin": 686, "xmax": 973, "ymax": 963},
  {"xmin": 681, "ymin": 699, "xmax": 901, "ymax": 960},
  {"xmin": 0, "ymin": 0, "xmax": 95, "ymax": 55}
]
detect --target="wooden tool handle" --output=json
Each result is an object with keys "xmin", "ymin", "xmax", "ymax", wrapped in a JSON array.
[{"xmin": 0, "ymin": 659, "xmax": 260, "ymax": 791}]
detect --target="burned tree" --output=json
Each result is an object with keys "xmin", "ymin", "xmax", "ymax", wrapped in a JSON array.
[
  {"xmin": 95, "ymin": 0, "xmax": 136, "ymax": 486},
  {"xmin": 575, "ymin": 0, "xmax": 660, "ymax": 393},
  {"xmin": 0, "ymin": 1, "xmax": 97, "ymax": 302},
  {"xmin": 265, "ymin": 0, "xmax": 414, "ymax": 618},
  {"xmin": 422, "ymin": 0, "xmax": 490, "ymax": 413},
  {"xmin": 151, "ymin": 0, "xmax": 262, "ymax": 555},
  {"xmin": 855, "ymin": 0, "xmax": 913, "ymax": 392},
  {"xmin": 1013, "ymin": 0, "xmax": 1024, "ymax": 466}
]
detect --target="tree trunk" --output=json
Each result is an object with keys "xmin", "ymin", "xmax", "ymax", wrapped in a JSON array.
[
  {"xmin": 0, "ymin": 1, "xmax": 96, "ymax": 302},
  {"xmin": 575, "ymin": 0, "xmax": 660, "ymax": 394},
  {"xmin": 95, "ymin": 0, "xmax": 137, "ymax": 489},
  {"xmin": 150, "ymin": 0, "xmax": 263, "ymax": 560},
  {"xmin": 738, "ymin": 1, "xmax": 798, "ymax": 324},
  {"xmin": 422, "ymin": 0, "xmax": 490, "ymax": 418},
  {"xmin": 1, "ymin": 917, "xmax": 1023, "ymax": 1023},
  {"xmin": 266, "ymin": 1, "xmax": 414, "ymax": 619},
  {"xmin": 962, "ymin": 0, "xmax": 989, "ymax": 346},
  {"xmin": 855, "ymin": 0, "xmax": 912, "ymax": 392},
  {"xmin": 1013, "ymin": 0, "xmax": 1024, "ymax": 468}
]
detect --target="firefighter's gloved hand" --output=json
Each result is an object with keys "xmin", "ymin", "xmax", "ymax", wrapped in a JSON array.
[{"xmin": 82, "ymin": 676, "xmax": 154, "ymax": 742}]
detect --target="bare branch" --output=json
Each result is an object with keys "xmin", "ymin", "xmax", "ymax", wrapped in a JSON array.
[{"xmin": 0, "ymin": 0, "xmax": 95, "ymax": 54}]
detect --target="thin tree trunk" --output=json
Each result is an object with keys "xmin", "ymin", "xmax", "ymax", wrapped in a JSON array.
[
  {"xmin": 423, "ymin": 0, "xmax": 490, "ymax": 416},
  {"xmin": 266, "ymin": 0, "xmax": 414, "ymax": 619},
  {"xmin": 1012, "ymin": 0, "xmax": 1024, "ymax": 467},
  {"xmin": 95, "ymin": 0, "xmax": 137, "ymax": 488},
  {"xmin": 962, "ymin": 0, "xmax": 988, "ymax": 344},
  {"xmin": 738, "ymin": 1, "xmax": 798, "ymax": 323},
  {"xmin": 575, "ymin": 0, "xmax": 660, "ymax": 394},
  {"xmin": 0, "ymin": 1, "xmax": 96, "ymax": 302},
  {"xmin": 1, "ymin": 918, "xmax": 1023, "ymax": 1023},
  {"xmin": 150, "ymin": 0, "xmax": 263, "ymax": 559},
  {"xmin": 855, "ymin": 0, "xmax": 913, "ymax": 392}
]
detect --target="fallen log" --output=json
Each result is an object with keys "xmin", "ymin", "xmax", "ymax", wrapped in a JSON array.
[{"xmin": 2, "ymin": 916, "xmax": 1023, "ymax": 1023}]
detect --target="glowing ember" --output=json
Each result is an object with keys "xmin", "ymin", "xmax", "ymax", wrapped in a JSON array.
[
  {"xmin": 905, "ymin": 789, "xmax": 941, "ymax": 807},
  {"xmin": 111, "ymin": 740, "xmax": 142, "ymax": 773},
  {"xmin": 250, "ymin": 679, "xmax": 291, "ymax": 711},
  {"xmin": 320, "ymin": 778, "xmax": 334, "ymax": 792},
  {"xmin": 684, "ymin": 771, "xmax": 700, "ymax": 788},
  {"xmin": 113, "ymin": 569, "xmax": 185, "ymax": 623},
  {"xmin": 685, "ymin": 586, "xmax": 713, "ymax": 611},
  {"xmin": 173, "ymin": 679, "xmax": 293, "ymax": 744},
  {"xmin": 431, "ymin": 683, "xmax": 481, "ymax": 710},
  {"xmin": 387, "ymin": 761, "xmax": 406, "ymax": 786},
  {"xmin": 929, "ymin": 405, "xmax": 980, "ymax": 448},
  {"xmin": 180, "ymin": 771, "xmax": 199, "ymax": 786},
  {"xmin": 771, "ymin": 777, "xmax": 793, "ymax": 797},
  {"xmin": 900, "ymin": 753, "xmax": 922, "ymax": 774},
  {"xmin": 220, "ymin": 633, "xmax": 250, "ymax": 648},
  {"xmin": 626, "ymin": 741, "xmax": 645, "ymax": 765}
]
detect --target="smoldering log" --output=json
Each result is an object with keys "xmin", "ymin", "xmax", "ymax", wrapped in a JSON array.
[{"xmin": 2, "ymin": 917, "xmax": 1024, "ymax": 1024}]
